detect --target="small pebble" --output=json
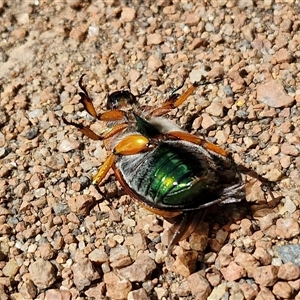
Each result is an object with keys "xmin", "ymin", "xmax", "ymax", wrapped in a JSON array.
[
  {"xmin": 24, "ymin": 127, "xmax": 39, "ymax": 140},
  {"xmin": 45, "ymin": 290, "xmax": 72, "ymax": 300},
  {"xmin": 71, "ymin": 257, "xmax": 101, "ymax": 290},
  {"xmin": 220, "ymin": 261, "xmax": 245, "ymax": 281},
  {"xmin": 275, "ymin": 217, "xmax": 300, "ymax": 239},
  {"xmin": 278, "ymin": 245, "xmax": 300, "ymax": 266},
  {"xmin": 104, "ymin": 272, "xmax": 132, "ymax": 299},
  {"xmin": 58, "ymin": 139, "xmax": 81, "ymax": 152},
  {"xmin": 118, "ymin": 254, "xmax": 156, "ymax": 282},
  {"xmin": 29, "ymin": 259, "xmax": 56, "ymax": 289},
  {"xmin": 278, "ymin": 262, "xmax": 300, "ymax": 281},
  {"xmin": 2, "ymin": 258, "xmax": 20, "ymax": 277},
  {"xmin": 171, "ymin": 251, "xmax": 198, "ymax": 277},
  {"xmin": 272, "ymin": 281, "xmax": 294, "ymax": 299},
  {"xmin": 187, "ymin": 271, "xmax": 211, "ymax": 299},
  {"xmin": 252, "ymin": 266, "xmax": 279, "ymax": 287},
  {"xmin": 257, "ymin": 80, "xmax": 294, "ymax": 108}
]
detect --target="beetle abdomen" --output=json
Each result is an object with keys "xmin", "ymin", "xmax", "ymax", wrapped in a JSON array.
[{"xmin": 116, "ymin": 140, "xmax": 220, "ymax": 208}]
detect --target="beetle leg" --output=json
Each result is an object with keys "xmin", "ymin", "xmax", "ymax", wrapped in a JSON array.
[
  {"xmin": 166, "ymin": 131, "xmax": 228, "ymax": 157},
  {"xmin": 79, "ymin": 74, "xmax": 131, "ymax": 123},
  {"xmin": 114, "ymin": 134, "xmax": 151, "ymax": 155},
  {"xmin": 93, "ymin": 134, "xmax": 152, "ymax": 185},
  {"xmin": 151, "ymin": 83, "xmax": 199, "ymax": 117},
  {"xmin": 151, "ymin": 78, "xmax": 223, "ymax": 117},
  {"xmin": 78, "ymin": 127, "xmax": 102, "ymax": 140},
  {"xmin": 165, "ymin": 213, "xmax": 191, "ymax": 254},
  {"xmin": 62, "ymin": 116, "xmax": 102, "ymax": 140},
  {"xmin": 78, "ymin": 74, "xmax": 98, "ymax": 118},
  {"xmin": 101, "ymin": 123, "xmax": 128, "ymax": 139},
  {"xmin": 63, "ymin": 116, "xmax": 128, "ymax": 141},
  {"xmin": 166, "ymin": 210, "xmax": 206, "ymax": 254},
  {"xmin": 92, "ymin": 153, "xmax": 115, "ymax": 185},
  {"xmin": 180, "ymin": 182, "xmax": 245, "ymax": 212},
  {"xmin": 99, "ymin": 110, "xmax": 126, "ymax": 121}
]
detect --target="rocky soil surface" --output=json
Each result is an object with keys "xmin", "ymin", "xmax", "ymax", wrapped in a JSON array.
[{"xmin": 0, "ymin": 0, "xmax": 300, "ymax": 299}]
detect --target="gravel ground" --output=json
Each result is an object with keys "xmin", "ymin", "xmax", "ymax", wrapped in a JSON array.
[{"xmin": 0, "ymin": 0, "xmax": 300, "ymax": 299}]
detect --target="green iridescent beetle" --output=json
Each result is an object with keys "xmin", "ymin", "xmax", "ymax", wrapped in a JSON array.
[{"xmin": 64, "ymin": 74, "xmax": 245, "ymax": 253}]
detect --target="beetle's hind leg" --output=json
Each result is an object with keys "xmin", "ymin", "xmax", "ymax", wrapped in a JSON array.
[{"xmin": 165, "ymin": 210, "xmax": 206, "ymax": 255}]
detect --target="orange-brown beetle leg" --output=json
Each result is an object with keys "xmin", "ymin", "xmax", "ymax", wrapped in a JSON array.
[
  {"xmin": 63, "ymin": 116, "xmax": 128, "ymax": 141},
  {"xmin": 101, "ymin": 123, "xmax": 128, "ymax": 139},
  {"xmin": 167, "ymin": 131, "xmax": 228, "ymax": 157},
  {"xmin": 93, "ymin": 134, "xmax": 151, "ymax": 185},
  {"xmin": 92, "ymin": 153, "xmax": 115, "ymax": 185},
  {"xmin": 78, "ymin": 74, "xmax": 98, "ymax": 118},
  {"xmin": 99, "ymin": 110, "xmax": 126, "ymax": 121},
  {"xmin": 150, "ymin": 77, "xmax": 223, "ymax": 117},
  {"xmin": 79, "ymin": 74, "xmax": 128, "ymax": 123},
  {"xmin": 62, "ymin": 116, "xmax": 102, "ymax": 141},
  {"xmin": 151, "ymin": 83, "xmax": 199, "ymax": 117},
  {"xmin": 166, "ymin": 209, "xmax": 206, "ymax": 254}
]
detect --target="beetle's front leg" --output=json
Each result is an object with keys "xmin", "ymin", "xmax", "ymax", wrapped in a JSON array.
[
  {"xmin": 150, "ymin": 77, "xmax": 223, "ymax": 117},
  {"xmin": 151, "ymin": 82, "xmax": 199, "ymax": 117},
  {"xmin": 79, "ymin": 74, "xmax": 129, "ymax": 123},
  {"xmin": 63, "ymin": 116, "xmax": 128, "ymax": 142},
  {"xmin": 78, "ymin": 74, "xmax": 98, "ymax": 118}
]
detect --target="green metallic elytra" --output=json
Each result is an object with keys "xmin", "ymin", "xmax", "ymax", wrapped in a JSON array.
[
  {"xmin": 151, "ymin": 146, "xmax": 197, "ymax": 204},
  {"xmin": 147, "ymin": 144, "xmax": 216, "ymax": 205}
]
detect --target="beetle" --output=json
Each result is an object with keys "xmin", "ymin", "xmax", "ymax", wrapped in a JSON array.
[{"xmin": 64, "ymin": 74, "xmax": 245, "ymax": 253}]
